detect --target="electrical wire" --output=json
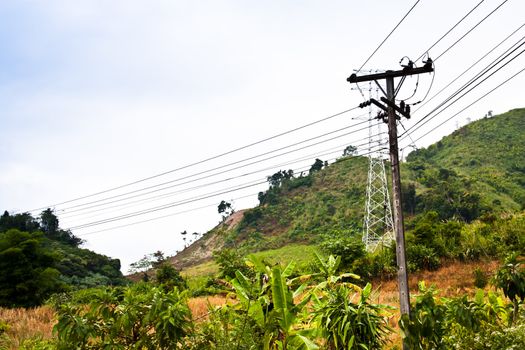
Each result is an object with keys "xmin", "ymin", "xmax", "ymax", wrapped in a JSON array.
[
  {"xmin": 409, "ymin": 66, "xmax": 525, "ymax": 145},
  {"xmin": 60, "ymin": 133, "xmax": 385, "ymax": 221},
  {"xmin": 54, "ymin": 119, "xmax": 373, "ymax": 214},
  {"xmin": 357, "ymin": 0, "xmax": 421, "ymax": 71},
  {"xmin": 24, "ymin": 106, "xmax": 360, "ymax": 213},
  {"xmin": 434, "ymin": 0, "xmax": 510, "ymax": 61},
  {"xmin": 76, "ymin": 192, "xmax": 259, "ymax": 237},
  {"xmin": 416, "ymin": 0, "xmax": 485, "ymax": 61},
  {"xmin": 413, "ymin": 23, "xmax": 525, "ymax": 112},
  {"xmin": 65, "ymin": 145, "xmax": 386, "ymax": 232},
  {"xmin": 401, "ymin": 38, "xmax": 525, "ymax": 139}
]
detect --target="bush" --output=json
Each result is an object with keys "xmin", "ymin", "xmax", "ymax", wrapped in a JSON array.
[
  {"xmin": 0, "ymin": 320, "xmax": 9, "ymax": 335},
  {"xmin": 155, "ymin": 263, "xmax": 187, "ymax": 292},
  {"xmin": 406, "ymin": 243, "xmax": 441, "ymax": 272},
  {"xmin": 473, "ymin": 267, "xmax": 488, "ymax": 289},
  {"xmin": 320, "ymin": 234, "xmax": 366, "ymax": 272},
  {"xmin": 367, "ymin": 245, "xmax": 397, "ymax": 280},
  {"xmin": 213, "ymin": 249, "xmax": 253, "ymax": 280},
  {"xmin": 55, "ymin": 283, "xmax": 192, "ymax": 349},
  {"xmin": 314, "ymin": 283, "xmax": 392, "ymax": 349}
]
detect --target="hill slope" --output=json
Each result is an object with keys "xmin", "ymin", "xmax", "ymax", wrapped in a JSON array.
[
  {"xmin": 173, "ymin": 108, "xmax": 525, "ymax": 268},
  {"xmin": 406, "ymin": 108, "xmax": 525, "ymax": 211}
]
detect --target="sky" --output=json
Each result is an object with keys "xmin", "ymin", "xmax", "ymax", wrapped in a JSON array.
[{"xmin": 1, "ymin": 0, "xmax": 524, "ymax": 272}]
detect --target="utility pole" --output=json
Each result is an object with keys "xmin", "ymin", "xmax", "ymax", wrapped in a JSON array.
[{"xmin": 347, "ymin": 59, "xmax": 433, "ymax": 346}]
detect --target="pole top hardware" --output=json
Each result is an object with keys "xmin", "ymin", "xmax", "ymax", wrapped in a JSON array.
[{"xmin": 347, "ymin": 58, "xmax": 433, "ymax": 83}]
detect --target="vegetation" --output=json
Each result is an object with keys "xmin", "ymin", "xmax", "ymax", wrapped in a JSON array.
[
  {"xmin": 0, "ymin": 210, "xmax": 126, "ymax": 308},
  {"xmin": 1, "ymin": 109, "xmax": 525, "ymax": 347}
]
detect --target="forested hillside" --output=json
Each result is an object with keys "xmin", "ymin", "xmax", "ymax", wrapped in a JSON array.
[
  {"xmin": 174, "ymin": 108, "xmax": 525, "ymax": 267},
  {"xmin": 0, "ymin": 210, "xmax": 126, "ymax": 307},
  {"xmin": 406, "ymin": 107, "xmax": 525, "ymax": 212}
]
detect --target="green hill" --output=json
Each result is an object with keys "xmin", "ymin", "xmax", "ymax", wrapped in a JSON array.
[
  {"xmin": 173, "ymin": 108, "xmax": 525, "ymax": 268},
  {"xmin": 0, "ymin": 210, "xmax": 126, "ymax": 307},
  {"xmin": 406, "ymin": 108, "xmax": 525, "ymax": 212}
]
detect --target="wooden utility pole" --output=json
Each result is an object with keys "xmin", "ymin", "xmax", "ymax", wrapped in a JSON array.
[{"xmin": 347, "ymin": 60, "xmax": 433, "ymax": 346}]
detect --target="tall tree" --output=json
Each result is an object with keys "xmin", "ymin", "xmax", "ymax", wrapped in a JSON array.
[{"xmin": 0, "ymin": 229, "xmax": 64, "ymax": 307}]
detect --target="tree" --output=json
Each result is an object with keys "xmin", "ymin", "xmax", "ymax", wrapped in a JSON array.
[
  {"xmin": 266, "ymin": 169, "xmax": 294, "ymax": 188},
  {"xmin": 155, "ymin": 263, "xmax": 187, "ymax": 292},
  {"xmin": 309, "ymin": 158, "xmax": 324, "ymax": 173},
  {"xmin": 494, "ymin": 253, "xmax": 525, "ymax": 323},
  {"xmin": 343, "ymin": 145, "xmax": 358, "ymax": 157},
  {"xmin": 129, "ymin": 254, "xmax": 154, "ymax": 281},
  {"xmin": 152, "ymin": 250, "xmax": 166, "ymax": 268},
  {"xmin": 0, "ymin": 229, "xmax": 64, "ymax": 307},
  {"xmin": 0, "ymin": 211, "xmax": 40, "ymax": 233},
  {"xmin": 192, "ymin": 232, "xmax": 199, "ymax": 243},
  {"xmin": 39, "ymin": 208, "xmax": 82, "ymax": 246},
  {"xmin": 218, "ymin": 201, "xmax": 234, "ymax": 222},
  {"xmin": 40, "ymin": 208, "xmax": 59, "ymax": 237},
  {"xmin": 180, "ymin": 230, "xmax": 188, "ymax": 247},
  {"xmin": 213, "ymin": 249, "xmax": 252, "ymax": 279}
]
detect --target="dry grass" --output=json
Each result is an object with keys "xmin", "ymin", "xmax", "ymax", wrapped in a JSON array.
[
  {"xmin": 188, "ymin": 295, "xmax": 234, "ymax": 321},
  {"xmin": 371, "ymin": 259, "xmax": 500, "ymax": 348},
  {"xmin": 0, "ymin": 306, "xmax": 55, "ymax": 349}
]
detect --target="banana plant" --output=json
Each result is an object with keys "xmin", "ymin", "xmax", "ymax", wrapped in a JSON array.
[
  {"xmin": 289, "ymin": 253, "xmax": 360, "ymax": 295},
  {"xmin": 231, "ymin": 262, "xmax": 318, "ymax": 350}
]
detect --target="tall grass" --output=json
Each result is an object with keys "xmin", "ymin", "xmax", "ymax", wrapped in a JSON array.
[{"xmin": 0, "ymin": 306, "xmax": 55, "ymax": 349}]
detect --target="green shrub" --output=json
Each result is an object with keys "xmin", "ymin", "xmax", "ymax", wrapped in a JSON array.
[
  {"xmin": 183, "ymin": 305, "xmax": 263, "ymax": 349},
  {"xmin": 367, "ymin": 245, "xmax": 397, "ymax": 279},
  {"xmin": 400, "ymin": 282, "xmax": 521, "ymax": 349},
  {"xmin": 213, "ymin": 249, "xmax": 253, "ymax": 280},
  {"xmin": 313, "ymin": 283, "xmax": 392, "ymax": 349},
  {"xmin": 406, "ymin": 244, "xmax": 441, "ymax": 272},
  {"xmin": 155, "ymin": 263, "xmax": 187, "ymax": 292},
  {"xmin": 54, "ymin": 283, "xmax": 192, "ymax": 349},
  {"xmin": 320, "ymin": 234, "xmax": 366, "ymax": 273},
  {"xmin": 19, "ymin": 337, "xmax": 56, "ymax": 350},
  {"xmin": 473, "ymin": 267, "xmax": 488, "ymax": 289}
]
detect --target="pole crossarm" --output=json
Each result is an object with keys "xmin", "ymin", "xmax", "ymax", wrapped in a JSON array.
[{"xmin": 347, "ymin": 60, "xmax": 433, "ymax": 83}]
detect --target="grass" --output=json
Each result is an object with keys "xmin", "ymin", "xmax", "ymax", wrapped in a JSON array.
[
  {"xmin": 181, "ymin": 244, "xmax": 321, "ymax": 288},
  {"xmin": 0, "ymin": 306, "xmax": 55, "ymax": 350},
  {"xmin": 247, "ymin": 243, "xmax": 321, "ymax": 269},
  {"xmin": 182, "ymin": 260, "xmax": 219, "ymax": 291}
]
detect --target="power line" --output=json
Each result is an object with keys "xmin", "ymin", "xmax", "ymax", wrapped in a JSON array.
[
  {"xmin": 65, "ymin": 146, "xmax": 386, "ymax": 231},
  {"xmin": 409, "ymin": 66, "xmax": 525, "ymax": 145},
  {"xmin": 76, "ymin": 193, "xmax": 259, "ymax": 237},
  {"xmin": 413, "ymin": 22, "xmax": 525, "ymax": 112},
  {"xmin": 60, "ymin": 134, "xmax": 384, "ymax": 221},
  {"xmin": 434, "ymin": 0, "xmax": 510, "ymax": 61},
  {"xmin": 74, "ymin": 147, "xmax": 387, "ymax": 236},
  {"xmin": 401, "ymin": 37, "xmax": 525, "ymax": 139},
  {"xmin": 55, "ymin": 118, "xmax": 373, "ymax": 215},
  {"xmin": 25, "ymin": 106, "xmax": 360, "ymax": 213},
  {"xmin": 358, "ymin": 0, "xmax": 421, "ymax": 71},
  {"xmin": 416, "ymin": 0, "xmax": 485, "ymax": 61}
]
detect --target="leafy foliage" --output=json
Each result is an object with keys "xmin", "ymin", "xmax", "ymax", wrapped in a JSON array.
[
  {"xmin": 54, "ymin": 283, "xmax": 191, "ymax": 349},
  {"xmin": 0, "ymin": 229, "xmax": 64, "ymax": 307},
  {"xmin": 213, "ymin": 248, "xmax": 253, "ymax": 280},
  {"xmin": 313, "ymin": 283, "xmax": 392, "ymax": 349},
  {"xmin": 0, "ymin": 211, "xmax": 125, "ymax": 307},
  {"xmin": 399, "ymin": 281, "xmax": 525, "ymax": 350}
]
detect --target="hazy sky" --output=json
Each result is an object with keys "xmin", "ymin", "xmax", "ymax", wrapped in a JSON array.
[{"xmin": 1, "ymin": 0, "xmax": 524, "ymax": 272}]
